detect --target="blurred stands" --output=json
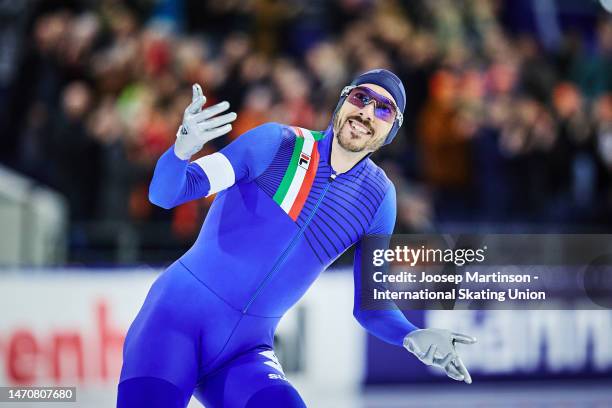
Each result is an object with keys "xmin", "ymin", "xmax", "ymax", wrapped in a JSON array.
[{"xmin": 0, "ymin": 0, "xmax": 611, "ymax": 264}]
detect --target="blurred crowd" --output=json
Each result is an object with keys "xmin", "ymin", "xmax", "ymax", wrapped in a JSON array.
[{"xmin": 1, "ymin": 0, "xmax": 611, "ymax": 260}]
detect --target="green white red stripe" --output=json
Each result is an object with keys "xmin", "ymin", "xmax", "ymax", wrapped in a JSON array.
[{"xmin": 273, "ymin": 127, "xmax": 323, "ymax": 221}]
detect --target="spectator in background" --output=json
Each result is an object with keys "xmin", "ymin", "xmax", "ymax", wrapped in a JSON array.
[
  {"xmin": 230, "ymin": 84, "xmax": 273, "ymax": 139},
  {"xmin": 418, "ymin": 70, "xmax": 475, "ymax": 221},
  {"xmin": 88, "ymin": 97, "xmax": 133, "ymax": 223},
  {"xmin": 593, "ymin": 93, "xmax": 612, "ymax": 221},
  {"xmin": 571, "ymin": 18, "xmax": 612, "ymax": 100},
  {"xmin": 549, "ymin": 82, "xmax": 594, "ymax": 219},
  {"xmin": 499, "ymin": 97, "xmax": 557, "ymax": 220},
  {"xmin": 271, "ymin": 62, "xmax": 315, "ymax": 127},
  {"xmin": 51, "ymin": 81, "xmax": 100, "ymax": 221}
]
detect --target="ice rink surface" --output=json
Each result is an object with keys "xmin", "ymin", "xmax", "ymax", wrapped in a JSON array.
[
  {"xmin": 361, "ymin": 381, "xmax": 612, "ymax": 408},
  {"xmin": 4, "ymin": 380, "xmax": 606, "ymax": 408},
  {"xmin": 56, "ymin": 383, "xmax": 612, "ymax": 408}
]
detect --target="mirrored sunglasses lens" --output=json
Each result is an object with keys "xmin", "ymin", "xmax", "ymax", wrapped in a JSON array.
[
  {"xmin": 375, "ymin": 104, "xmax": 395, "ymax": 122},
  {"xmin": 348, "ymin": 90, "xmax": 367, "ymax": 108}
]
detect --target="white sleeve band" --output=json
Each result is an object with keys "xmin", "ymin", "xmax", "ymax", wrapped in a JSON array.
[{"xmin": 193, "ymin": 152, "xmax": 235, "ymax": 195}]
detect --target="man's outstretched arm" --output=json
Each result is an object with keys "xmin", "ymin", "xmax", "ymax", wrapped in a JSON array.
[
  {"xmin": 352, "ymin": 183, "xmax": 477, "ymax": 383},
  {"xmin": 149, "ymin": 84, "xmax": 282, "ymax": 209},
  {"xmin": 352, "ymin": 183, "xmax": 419, "ymax": 346}
]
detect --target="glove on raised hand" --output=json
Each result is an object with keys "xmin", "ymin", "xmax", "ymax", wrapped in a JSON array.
[{"xmin": 174, "ymin": 84, "xmax": 237, "ymax": 160}]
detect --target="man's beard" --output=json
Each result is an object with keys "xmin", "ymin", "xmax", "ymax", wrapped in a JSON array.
[{"xmin": 333, "ymin": 114, "xmax": 383, "ymax": 153}]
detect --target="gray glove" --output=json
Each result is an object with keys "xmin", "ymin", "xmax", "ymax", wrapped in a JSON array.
[
  {"xmin": 404, "ymin": 328, "xmax": 477, "ymax": 384},
  {"xmin": 174, "ymin": 84, "xmax": 237, "ymax": 160}
]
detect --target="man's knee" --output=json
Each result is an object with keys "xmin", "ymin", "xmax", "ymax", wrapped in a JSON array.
[
  {"xmin": 245, "ymin": 384, "xmax": 307, "ymax": 408},
  {"xmin": 117, "ymin": 376, "xmax": 189, "ymax": 408}
]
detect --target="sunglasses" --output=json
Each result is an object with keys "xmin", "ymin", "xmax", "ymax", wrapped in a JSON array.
[{"xmin": 341, "ymin": 85, "xmax": 403, "ymax": 125}]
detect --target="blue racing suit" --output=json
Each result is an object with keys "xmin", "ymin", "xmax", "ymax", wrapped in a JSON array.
[{"xmin": 118, "ymin": 123, "xmax": 418, "ymax": 407}]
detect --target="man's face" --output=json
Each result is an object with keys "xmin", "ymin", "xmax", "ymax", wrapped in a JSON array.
[{"xmin": 333, "ymin": 83, "xmax": 396, "ymax": 153}]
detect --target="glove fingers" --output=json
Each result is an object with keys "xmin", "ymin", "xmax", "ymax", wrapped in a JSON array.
[
  {"xmin": 199, "ymin": 112, "xmax": 237, "ymax": 130},
  {"xmin": 193, "ymin": 83, "xmax": 204, "ymax": 99},
  {"xmin": 451, "ymin": 332, "xmax": 477, "ymax": 344},
  {"xmin": 194, "ymin": 101, "xmax": 231, "ymax": 122},
  {"xmin": 435, "ymin": 352, "xmax": 454, "ymax": 369},
  {"xmin": 452, "ymin": 356, "xmax": 472, "ymax": 384},
  {"xmin": 445, "ymin": 362, "xmax": 465, "ymax": 382},
  {"xmin": 187, "ymin": 89, "xmax": 206, "ymax": 115},
  {"xmin": 419, "ymin": 344, "xmax": 437, "ymax": 365},
  {"xmin": 203, "ymin": 124, "xmax": 232, "ymax": 140}
]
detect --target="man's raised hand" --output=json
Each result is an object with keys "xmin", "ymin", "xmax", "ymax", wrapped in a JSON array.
[{"xmin": 174, "ymin": 84, "xmax": 237, "ymax": 160}]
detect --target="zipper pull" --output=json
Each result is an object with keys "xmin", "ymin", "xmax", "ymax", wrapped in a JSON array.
[{"xmin": 328, "ymin": 172, "xmax": 337, "ymax": 182}]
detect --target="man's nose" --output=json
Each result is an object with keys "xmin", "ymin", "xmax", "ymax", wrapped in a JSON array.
[{"xmin": 359, "ymin": 101, "xmax": 375, "ymax": 122}]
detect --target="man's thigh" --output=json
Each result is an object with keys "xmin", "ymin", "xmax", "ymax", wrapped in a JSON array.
[
  {"xmin": 119, "ymin": 264, "xmax": 203, "ymax": 402},
  {"xmin": 195, "ymin": 347, "xmax": 306, "ymax": 408}
]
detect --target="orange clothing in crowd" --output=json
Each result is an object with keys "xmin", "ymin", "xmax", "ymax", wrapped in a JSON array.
[{"xmin": 418, "ymin": 100, "xmax": 471, "ymax": 188}]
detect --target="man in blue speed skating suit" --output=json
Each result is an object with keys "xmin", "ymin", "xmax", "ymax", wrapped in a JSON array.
[{"xmin": 117, "ymin": 69, "xmax": 477, "ymax": 408}]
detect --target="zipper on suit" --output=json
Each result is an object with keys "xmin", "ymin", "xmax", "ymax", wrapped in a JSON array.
[{"xmin": 242, "ymin": 172, "xmax": 337, "ymax": 314}]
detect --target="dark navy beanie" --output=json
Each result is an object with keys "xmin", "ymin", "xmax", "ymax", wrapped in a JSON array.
[
  {"xmin": 351, "ymin": 69, "xmax": 406, "ymax": 113},
  {"xmin": 333, "ymin": 69, "xmax": 406, "ymax": 145}
]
